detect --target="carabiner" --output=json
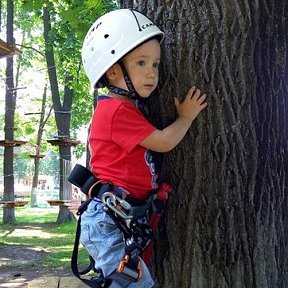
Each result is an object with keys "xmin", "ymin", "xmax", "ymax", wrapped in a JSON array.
[{"xmin": 102, "ymin": 192, "xmax": 133, "ymax": 219}]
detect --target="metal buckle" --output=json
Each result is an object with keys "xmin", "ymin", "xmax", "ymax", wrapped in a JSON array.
[
  {"xmin": 117, "ymin": 255, "xmax": 142, "ymax": 281},
  {"xmin": 101, "ymin": 192, "xmax": 133, "ymax": 219}
]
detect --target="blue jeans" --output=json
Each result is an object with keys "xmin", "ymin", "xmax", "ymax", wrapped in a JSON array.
[{"xmin": 80, "ymin": 199, "xmax": 154, "ymax": 288}]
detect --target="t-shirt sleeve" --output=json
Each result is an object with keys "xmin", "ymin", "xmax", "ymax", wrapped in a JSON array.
[{"xmin": 111, "ymin": 103, "xmax": 156, "ymax": 152}]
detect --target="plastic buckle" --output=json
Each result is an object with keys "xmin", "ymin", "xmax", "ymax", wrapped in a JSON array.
[{"xmin": 117, "ymin": 255, "xmax": 142, "ymax": 282}]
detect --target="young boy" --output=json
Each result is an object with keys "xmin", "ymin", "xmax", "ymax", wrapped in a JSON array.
[{"xmin": 80, "ymin": 8, "xmax": 207, "ymax": 288}]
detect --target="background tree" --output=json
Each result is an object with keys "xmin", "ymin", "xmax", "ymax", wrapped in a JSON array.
[
  {"xmin": 120, "ymin": 1, "xmax": 288, "ymax": 287},
  {"xmin": 18, "ymin": 0, "xmax": 115, "ymax": 221},
  {"xmin": 30, "ymin": 85, "xmax": 52, "ymax": 207},
  {"xmin": 3, "ymin": 0, "xmax": 16, "ymax": 224},
  {"xmin": 43, "ymin": 3, "xmax": 75, "ymax": 222},
  {"xmin": 1, "ymin": 1, "xmax": 116, "ymax": 220},
  {"xmin": 1, "ymin": 0, "xmax": 54, "ymax": 220},
  {"xmin": 41, "ymin": 0, "xmax": 115, "ymax": 222}
]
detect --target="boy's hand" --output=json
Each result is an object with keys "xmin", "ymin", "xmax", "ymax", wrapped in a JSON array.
[{"xmin": 174, "ymin": 86, "xmax": 207, "ymax": 122}]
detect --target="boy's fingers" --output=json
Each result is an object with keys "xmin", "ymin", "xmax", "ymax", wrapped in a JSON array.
[
  {"xmin": 201, "ymin": 102, "xmax": 208, "ymax": 109},
  {"xmin": 195, "ymin": 89, "xmax": 201, "ymax": 99},
  {"xmin": 190, "ymin": 88, "xmax": 202, "ymax": 100},
  {"xmin": 198, "ymin": 94, "xmax": 207, "ymax": 103},
  {"xmin": 190, "ymin": 86, "xmax": 197, "ymax": 98}
]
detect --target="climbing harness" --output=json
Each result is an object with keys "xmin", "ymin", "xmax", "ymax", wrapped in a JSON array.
[
  {"xmin": 68, "ymin": 164, "xmax": 163, "ymax": 287},
  {"xmin": 101, "ymin": 191, "xmax": 154, "ymax": 282}
]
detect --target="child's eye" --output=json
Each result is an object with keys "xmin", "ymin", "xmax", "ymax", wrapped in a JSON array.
[
  {"xmin": 153, "ymin": 62, "xmax": 160, "ymax": 69},
  {"xmin": 137, "ymin": 60, "xmax": 145, "ymax": 66}
]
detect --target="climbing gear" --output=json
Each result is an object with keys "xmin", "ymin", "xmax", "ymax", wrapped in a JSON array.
[
  {"xmin": 101, "ymin": 191, "xmax": 154, "ymax": 282},
  {"xmin": 71, "ymin": 199, "xmax": 111, "ymax": 288},
  {"xmin": 82, "ymin": 9, "xmax": 164, "ymax": 89},
  {"xmin": 141, "ymin": 182, "xmax": 172, "ymax": 263},
  {"xmin": 68, "ymin": 163, "xmax": 106, "ymax": 199},
  {"xmin": 68, "ymin": 164, "xmax": 163, "ymax": 287},
  {"xmin": 107, "ymin": 60, "xmax": 145, "ymax": 105}
]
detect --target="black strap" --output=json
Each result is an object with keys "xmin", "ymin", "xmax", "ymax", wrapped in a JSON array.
[{"xmin": 71, "ymin": 199, "xmax": 107, "ymax": 288}]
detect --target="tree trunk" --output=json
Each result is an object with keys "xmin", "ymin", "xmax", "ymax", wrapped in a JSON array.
[
  {"xmin": 3, "ymin": 0, "xmax": 15, "ymax": 224},
  {"xmin": 31, "ymin": 85, "xmax": 51, "ymax": 207},
  {"xmin": 30, "ymin": 159, "xmax": 39, "ymax": 206},
  {"xmin": 43, "ymin": 5, "xmax": 74, "ymax": 222},
  {"xmin": 120, "ymin": 1, "xmax": 288, "ymax": 287}
]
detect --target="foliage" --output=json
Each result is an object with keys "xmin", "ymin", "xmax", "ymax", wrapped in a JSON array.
[
  {"xmin": 38, "ymin": 150, "xmax": 59, "ymax": 177},
  {"xmin": 0, "ymin": 0, "xmax": 116, "ymax": 182},
  {"xmin": 16, "ymin": 0, "xmax": 117, "ymax": 137},
  {"xmin": 20, "ymin": 0, "xmax": 117, "ymax": 132},
  {"xmin": 14, "ymin": 156, "xmax": 30, "ymax": 179},
  {"xmin": 0, "ymin": 0, "xmax": 117, "ymax": 204}
]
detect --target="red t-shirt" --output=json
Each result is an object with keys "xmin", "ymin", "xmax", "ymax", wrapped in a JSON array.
[{"xmin": 89, "ymin": 96, "xmax": 158, "ymax": 200}]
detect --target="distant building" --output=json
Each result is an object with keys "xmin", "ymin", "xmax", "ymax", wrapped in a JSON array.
[{"xmin": 22, "ymin": 175, "xmax": 55, "ymax": 190}]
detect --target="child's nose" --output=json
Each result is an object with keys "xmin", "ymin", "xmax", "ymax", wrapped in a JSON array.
[{"xmin": 147, "ymin": 66, "xmax": 157, "ymax": 78}]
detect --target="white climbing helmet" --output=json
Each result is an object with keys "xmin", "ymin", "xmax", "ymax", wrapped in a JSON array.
[{"xmin": 82, "ymin": 9, "xmax": 164, "ymax": 89}]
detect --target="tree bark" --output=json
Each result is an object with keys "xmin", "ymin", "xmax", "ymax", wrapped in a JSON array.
[
  {"xmin": 30, "ymin": 85, "xmax": 52, "ymax": 207},
  {"xmin": 43, "ymin": 5, "xmax": 74, "ymax": 222},
  {"xmin": 3, "ymin": 0, "xmax": 16, "ymax": 224},
  {"xmin": 120, "ymin": 1, "xmax": 288, "ymax": 287}
]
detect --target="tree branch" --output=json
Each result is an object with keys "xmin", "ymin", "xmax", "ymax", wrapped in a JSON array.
[{"xmin": 15, "ymin": 43, "xmax": 45, "ymax": 57}]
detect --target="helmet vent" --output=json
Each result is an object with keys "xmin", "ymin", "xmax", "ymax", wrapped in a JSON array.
[
  {"xmin": 111, "ymin": 50, "xmax": 115, "ymax": 54},
  {"xmin": 104, "ymin": 34, "xmax": 109, "ymax": 39}
]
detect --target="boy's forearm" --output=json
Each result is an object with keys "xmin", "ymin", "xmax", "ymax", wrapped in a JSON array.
[
  {"xmin": 160, "ymin": 116, "xmax": 193, "ymax": 151},
  {"xmin": 140, "ymin": 116, "xmax": 194, "ymax": 153}
]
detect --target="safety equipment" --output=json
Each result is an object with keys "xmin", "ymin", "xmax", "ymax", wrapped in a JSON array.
[
  {"xmin": 82, "ymin": 9, "xmax": 164, "ymax": 89},
  {"xmin": 69, "ymin": 164, "xmax": 171, "ymax": 287},
  {"xmin": 69, "ymin": 164, "xmax": 154, "ymax": 287}
]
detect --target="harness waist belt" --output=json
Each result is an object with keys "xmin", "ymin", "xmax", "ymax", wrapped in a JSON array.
[{"xmin": 68, "ymin": 164, "xmax": 148, "ymax": 208}]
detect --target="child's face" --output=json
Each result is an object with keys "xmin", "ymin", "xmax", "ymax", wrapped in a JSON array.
[{"xmin": 123, "ymin": 39, "xmax": 161, "ymax": 98}]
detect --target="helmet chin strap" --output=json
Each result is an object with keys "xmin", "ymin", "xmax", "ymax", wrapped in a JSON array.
[{"xmin": 108, "ymin": 61, "xmax": 147, "ymax": 109}]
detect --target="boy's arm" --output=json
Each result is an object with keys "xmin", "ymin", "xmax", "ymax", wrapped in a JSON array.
[{"xmin": 140, "ymin": 87, "xmax": 207, "ymax": 153}]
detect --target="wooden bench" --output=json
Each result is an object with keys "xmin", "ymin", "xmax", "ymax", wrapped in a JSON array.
[{"xmin": 28, "ymin": 276, "xmax": 90, "ymax": 287}]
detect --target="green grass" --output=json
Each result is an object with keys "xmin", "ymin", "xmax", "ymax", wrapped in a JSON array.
[{"xmin": 0, "ymin": 207, "xmax": 90, "ymax": 270}]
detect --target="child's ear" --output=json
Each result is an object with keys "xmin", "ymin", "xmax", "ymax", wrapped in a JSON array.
[{"xmin": 106, "ymin": 63, "xmax": 122, "ymax": 82}]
